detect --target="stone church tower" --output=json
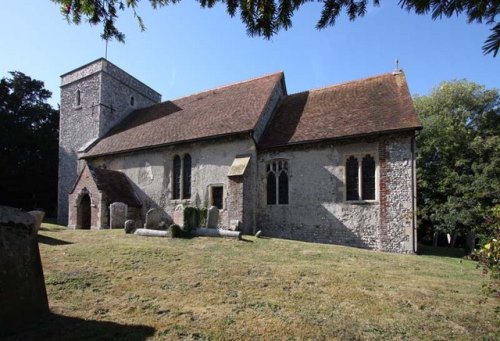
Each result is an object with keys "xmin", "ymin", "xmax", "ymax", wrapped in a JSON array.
[{"xmin": 57, "ymin": 59, "xmax": 161, "ymax": 225}]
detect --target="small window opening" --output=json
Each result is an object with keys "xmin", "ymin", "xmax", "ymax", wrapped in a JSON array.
[
  {"xmin": 211, "ymin": 186, "xmax": 224, "ymax": 209},
  {"xmin": 130, "ymin": 96, "xmax": 135, "ymax": 106},
  {"xmin": 76, "ymin": 90, "xmax": 81, "ymax": 106}
]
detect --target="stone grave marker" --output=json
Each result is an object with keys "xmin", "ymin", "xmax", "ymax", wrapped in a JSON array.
[
  {"xmin": 0, "ymin": 206, "xmax": 49, "ymax": 336},
  {"xmin": 110, "ymin": 202, "xmax": 127, "ymax": 229},
  {"xmin": 207, "ymin": 206, "xmax": 219, "ymax": 228},
  {"xmin": 124, "ymin": 219, "xmax": 136, "ymax": 234},
  {"xmin": 144, "ymin": 208, "xmax": 161, "ymax": 229},
  {"xmin": 173, "ymin": 205, "xmax": 184, "ymax": 227},
  {"xmin": 28, "ymin": 210, "xmax": 45, "ymax": 233}
]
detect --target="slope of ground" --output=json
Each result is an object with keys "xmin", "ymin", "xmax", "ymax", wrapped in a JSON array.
[{"xmin": 17, "ymin": 225, "xmax": 500, "ymax": 339}]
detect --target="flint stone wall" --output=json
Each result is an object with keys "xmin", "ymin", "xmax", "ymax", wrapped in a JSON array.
[{"xmin": 256, "ymin": 133, "xmax": 415, "ymax": 253}]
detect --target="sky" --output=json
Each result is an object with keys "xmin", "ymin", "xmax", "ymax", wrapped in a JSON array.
[{"xmin": 1, "ymin": 1, "xmax": 498, "ymax": 108}]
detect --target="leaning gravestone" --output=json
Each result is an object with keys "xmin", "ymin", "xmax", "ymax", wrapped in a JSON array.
[
  {"xmin": 110, "ymin": 202, "xmax": 128, "ymax": 229},
  {"xmin": 144, "ymin": 208, "xmax": 161, "ymax": 229},
  {"xmin": 28, "ymin": 210, "xmax": 45, "ymax": 233},
  {"xmin": 0, "ymin": 206, "xmax": 49, "ymax": 336},
  {"xmin": 173, "ymin": 205, "xmax": 184, "ymax": 227},
  {"xmin": 206, "ymin": 206, "xmax": 219, "ymax": 228}
]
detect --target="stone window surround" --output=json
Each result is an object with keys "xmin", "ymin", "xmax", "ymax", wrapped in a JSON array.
[
  {"xmin": 208, "ymin": 183, "xmax": 225, "ymax": 210},
  {"xmin": 266, "ymin": 158, "xmax": 289, "ymax": 206},
  {"xmin": 343, "ymin": 151, "xmax": 379, "ymax": 204},
  {"xmin": 170, "ymin": 153, "xmax": 192, "ymax": 202}
]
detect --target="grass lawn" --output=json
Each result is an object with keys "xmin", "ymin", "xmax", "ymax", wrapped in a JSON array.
[{"xmin": 16, "ymin": 224, "xmax": 500, "ymax": 340}]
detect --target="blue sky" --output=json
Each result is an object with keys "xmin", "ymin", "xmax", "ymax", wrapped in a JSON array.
[{"xmin": 1, "ymin": 1, "xmax": 498, "ymax": 107}]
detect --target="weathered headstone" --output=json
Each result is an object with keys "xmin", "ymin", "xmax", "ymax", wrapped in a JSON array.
[
  {"xmin": 144, "ymin": 208, "xmax": 161, "ymax": 229},
  {"xmin": 110, "ymin": 202, "xmax": 128, "ymax": 229},
  {"xmin": 206, "ymin": 206, "xmax": 219, "ymax": 228},
  {"xmin": 28, "ymin": 210, "xmax": 45, "ymax": 233},
  {"xmin": 124, "ymin": 219, "xmax": 136, "ymax": 234},
  {"xmin": 173, "ymin": 205, "xmax": 184, "ymax": 227},
  {"xmin": 0, "ymin": 206, "xmax": 49, "ymax": 336},
  {"xmin": 229, "ymin": 219, "xmax": 240, "ymax": 231}
]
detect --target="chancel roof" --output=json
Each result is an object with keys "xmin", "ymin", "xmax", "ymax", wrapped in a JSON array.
[{"xmin": 259, "ymin": 72, "xmax": 421, "ymax": 148}]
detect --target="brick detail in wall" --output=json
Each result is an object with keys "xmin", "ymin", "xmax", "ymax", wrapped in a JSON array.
[{"xmin": 378, "ymin": 138, "xmax": 390, "ymax": 249}]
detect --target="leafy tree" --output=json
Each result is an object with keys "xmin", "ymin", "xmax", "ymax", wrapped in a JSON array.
[
  {"xmin": 52, "ymin": 0, "xmax": 499, "ymax": 56},
  {"xmin": 0, "ymin": 72, "xmax": 59, "ymax": 216},
  {"xmin": 415, "ymin": 80, "xmax": 500, "ymax": 246}
]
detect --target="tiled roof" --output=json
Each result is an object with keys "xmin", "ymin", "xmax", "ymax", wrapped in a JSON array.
[
  {"xmin": 258, "ymin": 72, "xmax": 421, "ymax": 148},
  {"xmin": 89, "ymin": 167, "xmax": 141, "ymax": 207},
  {"xmin": 84, "ymin": 72, "xmax": 284, "ymax": 157}
]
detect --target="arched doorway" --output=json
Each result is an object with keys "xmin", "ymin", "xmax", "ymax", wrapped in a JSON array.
[{"xmin": 78, "ymin": 194, "xmax": 91, "ymax": 229}]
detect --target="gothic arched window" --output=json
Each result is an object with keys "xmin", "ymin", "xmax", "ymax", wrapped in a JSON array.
[
  {"xmin": 346, "ymin": 154, "xmax": 377, "ymax": 201},
  {"xmin": 173, "ymin": 155, "xmax": 181, "ymax": 199},
  {"xmin": 346, "ymin": 156, "xmax": 359, "ymax": 201},
  {"xmin": 267, "ymin": 160, "xmax": 289, "ymax": 205},
  {"xmin": 362, "ymin": 154, "xmax": 376, "ymax": 200},
  {"xmin": 182, "ymin": 154, "xmax": 191, "ymax": 199}
]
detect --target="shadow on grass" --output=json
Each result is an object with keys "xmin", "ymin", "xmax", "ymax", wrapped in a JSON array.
[
  {"xmin": 4, "ymin": 312, "xmax": 155, "ymax": 341},
  {"xmin": 417, "ymin": 244, "xmax": 466, "ymax": 258},
  {"xmin": 240, "ymin": 237, "xmax": 254, "ymax": 243},
  {"xmin": 37, "ymin": 235, "xmax": 73, "ymax": 246}
]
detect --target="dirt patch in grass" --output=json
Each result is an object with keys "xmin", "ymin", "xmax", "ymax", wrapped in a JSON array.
[{"xmin": 28, "ymin": 227, "xmax": 500, "ymax": 339}]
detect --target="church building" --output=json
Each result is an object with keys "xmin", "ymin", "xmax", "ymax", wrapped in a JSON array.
[{"xmin": 57, "ymin": 58, "xmax": 421, "ymax": 253}]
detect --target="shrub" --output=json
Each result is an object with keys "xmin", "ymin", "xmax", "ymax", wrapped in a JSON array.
[
  {"xmin": 199, "ymin": 207, "xmax": 208, "ymax": 227},
  {"xmin": 474, "ymin": 237, "xmax": 500, "ymax": 296},
  {"xmin": 183, "ymin": 207, "xmax": 200, "ymax": 232}
]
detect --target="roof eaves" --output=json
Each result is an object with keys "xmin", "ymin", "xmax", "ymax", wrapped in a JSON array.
[
  {"xmin": 81, "ymin": 130, "xmax": 253, "ymax": 159},
  {"xmin": 258, "ymin": 126, "xmax": 422, "ymax": 151}
]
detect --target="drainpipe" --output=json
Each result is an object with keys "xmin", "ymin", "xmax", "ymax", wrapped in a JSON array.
[{"xmin": 411, "ymin": 131, "xmax": 419, "ymax": 253}]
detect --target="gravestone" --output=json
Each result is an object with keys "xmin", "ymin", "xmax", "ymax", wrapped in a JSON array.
[
  {"xmin": 28, "ymin": 210, "xmax": 45, "ymax": 233},
  {"xmin": 144, "ymin": 208, "xmax": 161, "ymax": 229},
  {"xmin": 173, "ymin": 205, "xmax": 184, "ymax": 227},
  {"xmin": 124, "ymin": 219, "xmax": 136, "ymax": 234},
  {"xmin": 110, "ymin": 202, "xmax": 127, "ymax": 229},
  {"xmin": 0, "ymin": 206, "xmax": 49, "ymax": 336},
  {"xmin": 206, "ymin": 206, "xmax": 219, "ymax": 228}
]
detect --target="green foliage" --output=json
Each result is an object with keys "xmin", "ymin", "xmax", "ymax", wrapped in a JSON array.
[
  {"xmin": 0, "ymin": 72, "xmax": 59, "ymax": 215},
  {"xmin": 182, "ymin": 206, "xmax": 199, "ymax": 232},
  {"xmin": 51, "ymin": 0, "xmax": 499, "ymax": 56},
  {"xmin": 473, "ymin": 206, "xmax": 500, "ymax": 296},
  {"xmin": 199, "ymin": 207, "xmax": 208, "ymax": 227},
  {"xmin": 415, "ymin": 80, "xmax": 500, "ymax": 245}
]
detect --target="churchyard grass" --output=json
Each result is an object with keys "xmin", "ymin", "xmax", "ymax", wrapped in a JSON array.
[{"xmin": 32, "ymin": 224, "xmax": 498, "ymax": 340}]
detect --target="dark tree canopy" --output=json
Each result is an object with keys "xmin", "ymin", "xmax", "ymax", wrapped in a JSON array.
[
  {"xmin": 415, "ymin": 80, "xmax": 500, "ymax": 244},
  {"xmin": 0, "ymin": 72, "xmax": 59, "ymax": 215},
  {"xmin": 52, "ymin": 0, "xmax": 499, "ymax": 56}
]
